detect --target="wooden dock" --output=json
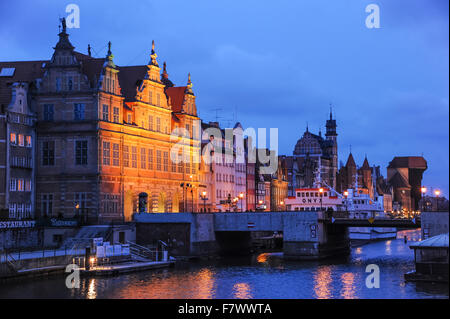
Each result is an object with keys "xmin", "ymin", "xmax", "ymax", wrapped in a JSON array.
[{"xmin": 80, "ymin": 260, "xmax": 175, "ymax": 277}]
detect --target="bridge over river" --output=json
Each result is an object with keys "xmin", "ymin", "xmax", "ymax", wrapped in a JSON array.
[{"xmin": 133, "ymin": 212, "xmax": 420, "ymax": 260}]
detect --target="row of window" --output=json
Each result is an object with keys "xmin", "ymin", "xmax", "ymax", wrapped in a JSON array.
[
  {"xmin": 10, "ymin": 133, "xmax": 32, "ymax": 147},
  {"xmin": 102, "ymin": 104, "xmax": 120, "ymax": 123},
  {"xmin": 9, "ymin": 178, "xmax": 32, "ymax": 192},
  {"xmin": 297, "ymin": 191, "xmax": 329, "ymax": 198},
  {"xmin": 43, "ymin": 103, "xmax": 86, "ymax": 121},
  {"xmin": 8, "ymin": 203, "xmax": 32, "ymax": 219},
  {"xmin": 9, "ymin": 114, "xmax": 34, "ymax": 126},
  {"xmin": 40, "ymin": 193, "xmax": 89, "ymax": 216},
  {"xmin": 216, "ymin": 173, "xmax": 235, "ymax": 183},
  {"xmin": 103, "ymin": 142, "xmax": 198, "ymax": 174},
  {"xmin": 11, "ymin": 156, "xmax": 33, "ymax": 168}
]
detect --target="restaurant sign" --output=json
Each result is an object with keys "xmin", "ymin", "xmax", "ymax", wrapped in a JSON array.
[{"xmin": 0, "ymin": 220, "xmax": 36, "ymax": 229}]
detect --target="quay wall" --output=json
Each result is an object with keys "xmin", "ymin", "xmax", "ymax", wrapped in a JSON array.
[
  {"xmin": 421, "ymin": 211, "xmax": 449, "ymax": 238},
  {"xmin": 0, "ymin": 228, "xmax": 43, "ymax": 250}
]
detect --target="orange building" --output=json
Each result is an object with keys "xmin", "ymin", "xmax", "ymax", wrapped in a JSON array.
[{"xmin": 31, "ymin": 20, "xmax": 201, "ymax": 222}]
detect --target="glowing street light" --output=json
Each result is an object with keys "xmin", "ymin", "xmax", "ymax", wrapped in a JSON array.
[
  {"xmin": 319, "ymin": 188, "xmax": 324, "ymax": 212},
  {"xmin": 343, "ymin": 191, "xmax": 349, "ymax": 213},
  {"xmin": 238, "ymin": 193, "xmax": 244, "ymax": 212},
  {"xmin": 200, "ymin": 191, "xmax": 207, "ymax": 212},
  {"xmin": 435, "ymin": 190, "xmax": 441, "ymax": 197},
  {"xmin": 420, "ymin": 186, "xmax": 427, "ymax": 212}
]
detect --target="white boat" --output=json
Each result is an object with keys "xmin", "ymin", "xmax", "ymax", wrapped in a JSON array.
[
  {"xmin": 344, "ymin": 188, "xmax": 397, "ymax": 241},
  {"xmin": 284, "ymin": 169, "xmax": 397, "ymax": 242}
]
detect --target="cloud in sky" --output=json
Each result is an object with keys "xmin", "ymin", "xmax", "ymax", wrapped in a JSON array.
[{"xmin": 0, "ymin": 0, "xmax": 448, "ymax": 195}]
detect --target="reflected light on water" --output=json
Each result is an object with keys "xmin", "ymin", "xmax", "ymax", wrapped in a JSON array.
[
  {"xmin": 233, "ymin": 283, "xmax": 253, "ymax": 299},
  {"xmin": 115, "ymin": 268, "xmax": 216, "ymax": 299},
  {"xmin": 87, "ymin": 279, "xmax": 97, "ymax": 299},
  {"xmin": 256, "ymin": 253, "xmax": 269, "ymax": 263},
  {"xmin": 340, "ymin": 272, "xmax": 356, "ymax": 299},
  {"xmin": 194, "ymin": 268, "xmax": 215, "ymax": 299},
  {"xmin": 385, "ymin": 240, "xmax": 392, "ymax": 255},
  {"xmin": 313, "ymin": 266, "xmax": 333, "ymax": 299}
]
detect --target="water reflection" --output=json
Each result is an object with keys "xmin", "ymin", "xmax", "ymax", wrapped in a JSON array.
[
  {"xmin": 0, "ymin": 229, "xmax": 447, "ymax": 299},
  {"xmin": 111, "ymin": 267, "xmax": 216, "ymax": 299},
  {"xmin": 385, "ymin": 240, "xmax": 392, "ymax": 255},
  {"xmin": 233, "ymin": 283, "xmax": 252, "ymax": 299},
  {"xmin": 313, "ymin": 266, "xmax": 333, "ymax": 299},
  {"xmin": 257, "ymin": 253, "xmax": 269, "ymax": 263},
  {"xmin": 87, "ymin": 279, "xmax": 97, "ymax": 299},
  {"xmin": 340, "ymin": 273, "xmax": 356, "ymax": 299}
]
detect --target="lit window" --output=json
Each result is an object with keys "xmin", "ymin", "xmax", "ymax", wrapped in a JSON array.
[
  {"xmin": 102, "ymin": 141, "xmax": 110, "ymax": 166},
  {"xmin": 113, "ymin": 144, "xmax": 120, "ymax": 166},
  {"xmin": 131, "ymin": 146, "xmax": 137, "ymax": 168},
  {"xmin": 141, "ymin": 148, "xmax": 146, "ymax": 169},
  {"xmin": 26, "ymin": 136, "xmax": 32, "ymax": 147},
  {"xmin": 113, "ymin": 107, "xmax": 120, "ymax": 123},
  {"xmin": 123, "ymin": 145, "xmax": 129, "ymax": 167},
  {"xmin": 18, "ymin": 134, "xmax": 24, "ymax": 146},
  {"xmin": 102, "ymin": 104, "xmax": 109, "ymax": 121},
  {"xmin": 10, "ymin": 133, "xmax": 16, "ymax": 144}
]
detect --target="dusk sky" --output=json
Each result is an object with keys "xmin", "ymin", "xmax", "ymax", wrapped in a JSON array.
[{"xmin": 0, "ymin": 0, "xmax": 448, "ymax": 196}]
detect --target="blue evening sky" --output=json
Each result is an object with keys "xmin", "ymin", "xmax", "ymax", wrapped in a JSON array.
[{"xmin": 0, "ymin": 0, "xmax": 448, "ymax": 196}]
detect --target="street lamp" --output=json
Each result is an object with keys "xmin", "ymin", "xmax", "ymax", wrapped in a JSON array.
[
  {"xmin": 201, "ymin": 191, "xmax": 207, "ymax": 212},
  {"xmin": 343, "ymin": 191, "xmax": 349, "ymax": 216},
  {"xmin": 421, "ymin": 186, "xmax": 427, "ymax": 212},
  {"xmin": 279, "ymin": 201, "xmax": 284, "ymax": 212},
  {"xmin": 239, "ymin": 192, "xmax": 244, "ymax": 212},
  {"xmin": 435, "ymin": 189, "xmax": 441, "ymax": 211},
  {"xmin": 319, "ymin": 187, "xmax": 324, "ymax": 212}
]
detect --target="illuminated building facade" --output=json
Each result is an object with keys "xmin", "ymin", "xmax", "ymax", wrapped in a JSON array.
[{"xmin": 31, "ymin": 21, "xmax": 200, "ymax": 222}]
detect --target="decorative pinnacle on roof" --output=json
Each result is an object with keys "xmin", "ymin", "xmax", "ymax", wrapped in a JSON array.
[
  {"xmin": 54, "ymin": 17, "xmax": 74, "ymax": 51},
  {"xmin": 149, "ymin": 40, "xmax": 159, "ymax": 67},
  {"xmin": 106, "ymin": 41, "xmax": 115, "ymax": 67},
  {"xmin": 88, "ymin": 44, "xmax": 91, "ymax": 57},
  {"xmin": 161, "ymin": 61, "xmax": 174, "ymax": 87},
  {"xmin": 162, "ymin": 62, "xmax": 168, "ymax": 78},
  {"xmin": 185, "ymin": 72, "xmax": 194, "ymax": 94},
  {"xmin": 61, "ymin": 17, "xmax": 67, "ymax": 34}
]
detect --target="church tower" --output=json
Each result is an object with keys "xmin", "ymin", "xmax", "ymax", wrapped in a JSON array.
[{"xmin": 325, "ymin": 109, "xmax": 338, "ymax": 188}]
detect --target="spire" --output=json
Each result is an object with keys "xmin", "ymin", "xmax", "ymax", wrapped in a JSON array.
[
  {"xmin": 346, "ymin": 152, "xmax": 356, "ymax": 167},
  {"xmin": 106, "ymin": 41, "xmax": 115, "ymax": 67},
  {"xmin": 185, "ymin": 72, "xmax": 194, "ymax": 95},
  {"xmin": 162, "ymin": 62, "xmax": 168, "ymax": 78},
  {"xmin": 161, "ymin": 61, "xmax": 174, "ymax": 87},
  {"xmin": 149, "ymin": 40, "xmax": 159, "ymax": 67},
  {"xmin": 88, "ymin": 44, "xmax": 91, "ymax": 57},
  {"xmin": 362, "ymin": 154, "xmax": 370, "ymax": 170},
  {"xmin": 306, "ymin": 122, "xmax": 309, "ymax": 133},
  {"xmin": 325, "ymin": 104, "xmax": 337, "ymax": 139}
]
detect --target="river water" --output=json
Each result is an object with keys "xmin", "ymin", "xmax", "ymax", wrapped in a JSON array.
[{"xmin": 0, "ymin": 229, "xmax": 448, "ymax": 299}]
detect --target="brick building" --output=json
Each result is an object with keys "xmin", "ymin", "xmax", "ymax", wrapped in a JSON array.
[
  {"xmin": 387, "ymin": 156, "xmax": 427, "ymax": 211},
  {"xmin": 0, "ymin": 62, "xmax": 43, "ymax": 220},
  {"xmin": 3, "ymin": 20, "xmax": 202, "ymax": 222}
]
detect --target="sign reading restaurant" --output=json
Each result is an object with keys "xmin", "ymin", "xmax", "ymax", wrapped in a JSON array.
[{"xmin": 0, "ymin": 220, "xmax": 36, "ymax": 229}]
